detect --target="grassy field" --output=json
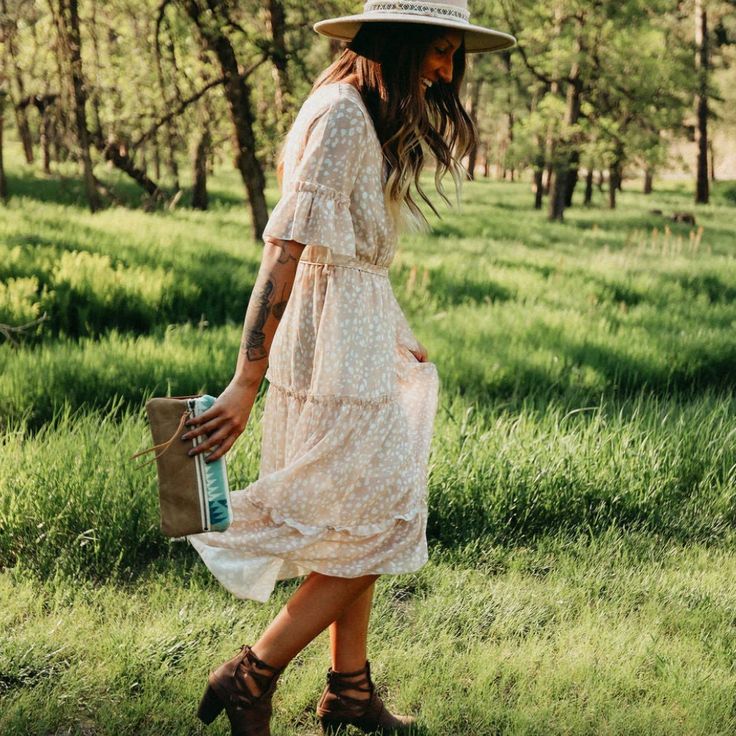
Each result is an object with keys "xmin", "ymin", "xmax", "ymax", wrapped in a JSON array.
[{"xmin": 1, "ymin": 153, "xmax": 735, "ymax": 735}]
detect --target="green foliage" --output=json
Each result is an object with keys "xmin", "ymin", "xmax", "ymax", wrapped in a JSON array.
[
  {"xmin": 0, "ymin": 277, "xmax": 47, "ymax": 328},
  {"xmin": 0, "ymin": 171, "xmax": 734, "ymax": 583},
  {"xmin": 0, "ymin": 150, "xmax": 735, "ymax": 735},
  {"xmin": 2, "ymin": 533, "xmax": 736, "ymax": 734},
  {"xmin": 0, "ymin": 191, "xmax": 259, "ymax": 340},
  {"xmin": 716, "ymin": 179, "xmax": 736, "ymax": 205}
]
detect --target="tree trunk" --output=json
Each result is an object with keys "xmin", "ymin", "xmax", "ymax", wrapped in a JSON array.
[
  {"xmin": 548, "ymin": 36, "xmax": 582, "ymax": 222},
  {"xmin": 548, "ymin": 162, "xmax": 567, "ymax": 221},
  {"xmin": 165, "ymin": 121, "xmax": 179, "ymax": 189},
  {"xmin": 528, "ymin": 89, "xmax": 544, "ymax": 208},
  {"xmin": 191, "ymin": 125, "xmax": 211, "ymax": 210},
  {"xmin": 609, "ymin": 161, "xmax": 621, "ymax": 209},
  {"xmin": 609, "ymin": 170, "xmax": 617, "ymax": 209},
  {"xmin": 507, "ymin": 110, "xmax": 515, "ymax": 182},
  {"xmin": 49, "ymin": 25, "xmax": 73, "ymax": 163},
  {"xmin": 268, "ymin": 0, "xmax": 291, "ymax": 136},
  {"xmin": 182, "ymin": 1, "xmax": 269, "ymax": 240},
  {"xmin": 33, "ymin": 96, "xmax": 57, "ymax": 174},
  {"xmin": 583, "ymin": 169, "xmax": 593, "ymax": 206},
  {"xmin": 13, "ymin": 104, "xmax": 34, "ymax": 164},
  {"xmin": 543, "ymin": 82, "xmax": 557, "ymax": 196},
  {"xmin": 53, "ymin": 0, "xmax": 101, "ymax": 212},
  {"xmin": 694, "ymin": 0, "xmax": 709, "ymax": 204},
  {"xmin": 482, "ymin": 142, "xmax": 490, "ymax": 178},
  {"xmin": 597, "ymin": 170, "xmax": 605, "ymax": 192},
  {"xmin": 98, "ymin": 137, "xmax": 163, "ymax": 198},
  {"xmin": 153, "ymin": 131, "xmax": 161, "ymax": 181},
  {"xmin": 50, "ymin": 98, "xmax": 66, "ymax": 163},
  {"xmin": 542, "ymin": 9, "xmax": 564, "ymax": 200},
  {"xmin": 0, "ymin": 92, "xmax": 8, "ymax": 202},
  {"xmin": 88, "ymin": 0, "xmax": 104, "ymax": 144},
  {"xmin": 564, "ymin": 150, "xmax": 580, "ymax": 208},
  {"xmin": 644, "ymin": 167, "xmax": 653, "ymax": 194},
  {"xmin": 503, "ymin": 52, "xmax": 514, "ymax": 182},
  {"xmin": 1, "ymin": 0, "xmax": 35, "ymax": 163},
  {"xmin": 534, "ymin": 164, "xmax": 544, "ymax": 210},
  {"xmin": 464, "ymin": 56, "xmax": 481, "ymax": 180},
  {"xmin": 40, "ymin": 108, "xmax": 52, "ymax": 174},
  {"xmin": 708, "ymin": 139, "xmax": 715, "ymax": 182}
]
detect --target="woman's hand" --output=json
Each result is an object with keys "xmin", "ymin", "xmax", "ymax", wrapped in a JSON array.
[
  {"xmin": 180, "ymin": 378, "xmax": 259, "ymax": 463},
  {"xmin": 409, "ymin": 340, "xmax": 429, "ymax": 362}
]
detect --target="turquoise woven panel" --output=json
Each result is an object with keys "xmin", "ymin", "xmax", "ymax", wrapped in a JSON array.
[{"xmin": 193, "ymin": 395, "xmax": 233, "ymax": 532}]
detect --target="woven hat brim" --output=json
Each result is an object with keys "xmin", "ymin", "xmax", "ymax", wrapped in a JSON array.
[{"xmin": 313, "ymin": 14, "xmax": 516, "ymax": 53}]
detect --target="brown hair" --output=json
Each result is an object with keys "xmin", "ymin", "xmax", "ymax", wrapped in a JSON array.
[{"xmin": 281, "ymin": 22, "xmax": 477, "ymax": 232}]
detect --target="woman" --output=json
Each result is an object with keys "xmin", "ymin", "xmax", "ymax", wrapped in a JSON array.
[{"xmin": 181, "ymin": 2, "xmax": 515, "ymax": 734}]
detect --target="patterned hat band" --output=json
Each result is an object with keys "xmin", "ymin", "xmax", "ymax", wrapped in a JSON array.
[
  {"xmin": 313, "ymin": 0, "xmax": 516, "ymax": 54},
  {"xmin": 363, "ymin": 1, "xmax": 471, "ymax": 24}
]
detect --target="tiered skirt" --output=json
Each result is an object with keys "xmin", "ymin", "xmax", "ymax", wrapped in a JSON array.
[{"xmin": 187, "ymin": 245, "xmax": 439, "ymax": 602}]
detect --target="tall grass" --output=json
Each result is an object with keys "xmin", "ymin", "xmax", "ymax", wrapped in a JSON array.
[
  {"xmin": 1, "ymin": 388, "xmax": 733, "ymax": 582},
  {"xmin": 2, "ymin": 531, "xmax": 735, "ymax": 735},
  {"xmin": 1, "ymin": 173, "xmax": 735, "ymax": 576},
  {"xmin": 1, "ymin": 161, "xmax": 735, "ymax": 734}
]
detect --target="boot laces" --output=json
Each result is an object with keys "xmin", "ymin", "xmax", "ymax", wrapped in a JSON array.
[
  {"xmin": 326, "ymin": 660, "xmax": 375, "ymax": 711},
  {"xmin": 231, "ymin": 645, "xmax": 282, "ymax": 707}
]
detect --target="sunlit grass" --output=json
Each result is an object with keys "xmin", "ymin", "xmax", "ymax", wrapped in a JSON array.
[
  {"xmin": 2, "ymin": 533, "xmax": 735, "ymax": 734},
  {"xmin": 1, "ymin": 155, "xmax": 735, "ymax": 734}
]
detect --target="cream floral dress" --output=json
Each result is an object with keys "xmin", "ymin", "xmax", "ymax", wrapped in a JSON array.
[{"xmin": 187, "ymin": 82, "xmax": 440, "ymax": 602}]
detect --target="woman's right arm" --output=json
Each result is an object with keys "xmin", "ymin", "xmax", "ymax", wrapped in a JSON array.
[
  {"xmin": 180, "ymin": 236, "xmax": 305, "ymax": 462},
  {"xmin": 233, "ymin": 236, "xmax": 305, "ymax": 388}
]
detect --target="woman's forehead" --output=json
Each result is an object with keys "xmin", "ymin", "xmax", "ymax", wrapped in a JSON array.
[{"xmin": 439, "ymin": 29, "xmax": 463, "ymax": 48}]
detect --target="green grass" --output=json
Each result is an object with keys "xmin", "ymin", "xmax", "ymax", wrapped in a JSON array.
[
  {"xmin": 1, "ymin": 389, "xmax": 733, "ymax": 586},
  {"xmin": 1, "ymin": 153, "xmax": 735, "ymax": 734},
  {"xmin": 2, "ymin": 533, "xmax": 735, "ymax": 735}
]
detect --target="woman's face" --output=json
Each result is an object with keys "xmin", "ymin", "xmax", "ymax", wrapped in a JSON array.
[{"xmin": 420, "ymin": 29, "xmax": 463, "ymax": 93}]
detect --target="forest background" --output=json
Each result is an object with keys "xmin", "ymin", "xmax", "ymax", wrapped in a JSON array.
[
  {"xmin": 1, "ymin": 1, "xmax": 736, "ymax": 735},
  {"xmin": 1, "ymin": 0, "xmax": 735, "ymax": 223}
]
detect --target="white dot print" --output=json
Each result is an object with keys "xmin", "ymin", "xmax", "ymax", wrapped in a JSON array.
[{"xmin": 187, "ymin": 83, "xmax": 440, "ymax": 603}]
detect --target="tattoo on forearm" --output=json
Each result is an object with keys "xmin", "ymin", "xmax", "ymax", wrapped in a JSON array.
[
  {"xmin": 241, "ymin": 276, "xmax": 290, "ymax": 361},
  {"xmin": 242, "ymin": 279, "xmax": 272, "ymax": 361},
  {"xmin": 273, "ymin": 293, "xmax": 288, "ymax": 319}
]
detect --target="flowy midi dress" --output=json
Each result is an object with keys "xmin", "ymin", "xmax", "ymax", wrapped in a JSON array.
[{"xmin": 187, "ymin": 82, "xmax": 440, "ymax": 602}]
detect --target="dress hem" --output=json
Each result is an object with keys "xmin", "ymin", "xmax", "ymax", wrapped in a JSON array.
[
  {"xmin": 187, "ymin": 533, "xmax": 430, "ymax": 603},
  {"xmin": 244, "ymin": 493, "xmax": 426, "ymax": 538}
]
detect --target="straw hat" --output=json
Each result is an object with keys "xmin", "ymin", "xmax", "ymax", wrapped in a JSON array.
[{"xmin": 313, "ymin": 1, "xmax": 516, "ymax": 54}]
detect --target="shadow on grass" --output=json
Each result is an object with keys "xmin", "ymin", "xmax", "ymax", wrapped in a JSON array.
[
  {"xmin": 440, "ymin": 333, "xmax": 735, "ymax": 408},
  {"xmin": 7, "ymin": 169, "xmax": 153, "ymax": 208},
  {"xmin": 3, "ymin": 311, "xmax": 734, "ymax": 434},
  {"xmin": 1, "ymin": 234, "xmax": 258, "ymax": 340},
  {"xmin": 392, "ymin": 263, "xmax": 516, "ymax": 308},
  {"xmin": 5, "ymin": 168, "xmax": 247, "ymax": 211}
]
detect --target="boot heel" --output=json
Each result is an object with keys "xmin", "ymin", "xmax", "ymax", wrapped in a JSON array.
[{"xmin": 197, "ymin": 683, "xmax": 225, "ymax": 725}]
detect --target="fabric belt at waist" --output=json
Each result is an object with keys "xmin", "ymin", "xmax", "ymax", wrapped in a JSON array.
[{"xmin": 299, "ymin": 244, "xmax": 389, "ymax": 277}]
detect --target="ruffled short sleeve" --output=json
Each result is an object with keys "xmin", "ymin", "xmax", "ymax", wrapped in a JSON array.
[{"xmin": 262, "ymin": 90, "xmax": 368, "ymax": 258}]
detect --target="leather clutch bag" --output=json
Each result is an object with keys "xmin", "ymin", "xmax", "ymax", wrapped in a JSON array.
[{"xmin": 131, "ymin": 394, "xmax": 232, "ymax": 539}]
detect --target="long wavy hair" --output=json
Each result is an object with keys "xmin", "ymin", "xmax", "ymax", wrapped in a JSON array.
[{"xmin": 280, "ymin": 22, "xmax": 477, "ymax": 233}]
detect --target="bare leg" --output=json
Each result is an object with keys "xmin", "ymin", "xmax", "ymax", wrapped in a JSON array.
[
  {"xmin": 328, "ymin": 580, "xmax": 376, "ymax": 701},
  {"xmin": 247, "ymin": 571, "xmax": 379, "ymax": 695},
  {"xmin": 330, "ymin": 580, "xmax": 375, "ymax": 670}
]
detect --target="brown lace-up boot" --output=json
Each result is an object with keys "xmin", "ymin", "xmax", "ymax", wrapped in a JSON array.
[
  {"xmin": 196, "ymin": 644, "xmax": 284, "ymax": 736},
  {"xmin": 316, "ymin": 660, "xmax": 416, "ymax": 734}
]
